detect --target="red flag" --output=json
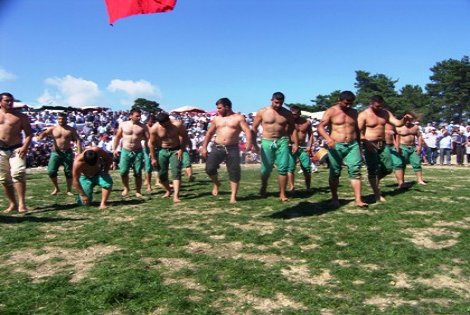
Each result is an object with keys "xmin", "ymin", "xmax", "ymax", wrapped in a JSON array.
[{"xmin": 105, "ymin": 0, "xmax": 177, "ymax": 24}]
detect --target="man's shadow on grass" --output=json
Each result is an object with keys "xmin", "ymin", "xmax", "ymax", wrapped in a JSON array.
[
  {"xmin": 0, "ymin": 214, "xmax": 84, "ymax": 224},
  {"xmin": 267, "ymin": 200, "xmax": 344, "ymax": 219}
]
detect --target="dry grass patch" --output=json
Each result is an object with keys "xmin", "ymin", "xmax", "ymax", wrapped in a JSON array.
[
  {"xmin": 4, "ymin": 245, "xmax": 119, "ymax": 283},
  {"xmin": 281, "ymin": 265, "xmax": 333, "ymax": 286},
  {"xmin": 405, "ymin": 227, "xmax": 460, "ymax": 249},
  {"xmin": 214, "ymin": 289, "xmax": 306, "ymax": 313},
  {"xmin": 416, "ymin": 266, "xmax": 470, "ymax": 299},
  {"xmin": 227, "ymin": 220, "xmax": 277, "ymax": 235},
  {"xmin": 185, "ymin": 241, "xmax": 306, "ymax": 266}
]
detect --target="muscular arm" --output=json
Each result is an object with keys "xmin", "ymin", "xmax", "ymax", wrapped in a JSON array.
[
  {"xmin": 18, "ymin": 115, "xmax": 33, "ymax": 159},
  {"xmin": 201, "ymin": 121, "xmax": 217, "ymax": 157},
  {"xmin": 148, "ymin": 128, "xmax": 160, "ymax": 164},
  {"xmin": 251, "ymin": 110, "xmax": 263, "ymax": 150},
  {"xmin": 71, "ymin": 128, "xmax": 82, "ymax": 154},
  {"xmin": 387, "ymin": 110, "xmax": 406, "ymax": 128},
  {"xmin": 37, "ymin": 126, "xmax": 54, "ymax": 140},
  {"xmin": 112, "ymin": 124, "xmax": 123, "ymax": 156},
  {"xmin": 240, "ymin": 117, "xmax": 253, "ymax": 151},
  {"xmin": 357, "ymin": 111, "xmax": 367, "ymax": 140},
  {"xmin": 72, "ymin": 159, "xmax": 86, "ymax": 196},
  {"xmin": 287, "ymin": 113, "xmax": 299, "ymax": 151},
  {"xmin": 317, "ymin": 109, "xmax": 335, "ymax": 148},
  {"xmin": 306, "ymin": 122, "xmax": 314, "ymax": 151}
]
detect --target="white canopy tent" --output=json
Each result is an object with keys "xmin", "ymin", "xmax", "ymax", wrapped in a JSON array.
[{"xmin": 171, "ymin": 105, "xmax": 206, "ymax": 113}]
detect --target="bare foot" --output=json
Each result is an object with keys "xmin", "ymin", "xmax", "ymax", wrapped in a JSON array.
[
  {"xmin": 212, "ymin": 181, "xmax": 221, "ymax": 196},
  {"xmin": 355, "ymin": 201, "xmax": 368, "ymax": 208},
  {"xmin": 99, "ymin": 204, "xmax": 108, "ymax": 210},
  {"xmin": 51, "ymin": 188, "xmax": 59, "ymax": 195},
  {"xmin": 279, "ymin": 195, "xmax": 289, "ymax": 202},
  {"xmin": 418, "ymin": 181, "xmax": 427, "ymax": 185},
  {"xmin": 162, "ymin": 191, "xmax": 171, "ymax": 198},
  {"xmin": 18, "ymin": 206, "xmax": 28, "ymax": 213},
  {"xmin": 3, "ymin": 204, "xmax": 17, "ymax": 213},
  {"xmin": 288, "ymin": 186, "xmax": 295, "ymax": 192},
  {"xmin": 66, "ymin": 191, "xmax": 74, "ymax": 196},
  {"xmin": 135, "ymin": 192, "xmax": 143, "ymax": 198},
  {"xmin": 230, "ymin": 198, "xmax": 237, "ymax": 204},
  {"xmin": 329, "ymin": 199, "xmax": 340, "ymax": 208},
  {"xmin": 173, "ymin": 197, "xmax": 181, "ymax": 203},
  {"xmin": 121, "ymin": 189, "xmax": 129, "ymax": 197},
  {"xmin": 146, "ymin": 186, "xmax": 152, "ymax": 192},
  {"xmin": 377, "ymin": 195, "xmax": 386, "ymax": 202}
]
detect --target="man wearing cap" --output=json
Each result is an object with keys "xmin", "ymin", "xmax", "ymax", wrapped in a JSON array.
[{"xmin": 0, "ymin": 92, "xmax": 33, "ymax": 213}]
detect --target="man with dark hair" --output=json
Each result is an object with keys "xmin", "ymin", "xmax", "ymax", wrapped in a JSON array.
[
  {"xmin": 317, "ymin": 91, "xmax": 368, "ymax": 208},
  {"xmin": 148, "ymin": 112, "xmax": 189, "ymax": 203},
  {"xmin": 0, "ymin": 92, "xmax": 33, "ymax": 213},
  {"xmin": 252, "ymin": 92, "xmax": 298, "ymax": 201},
  {"xmin": 392, "ymin": 120, "xmax": 426, "ymax": 187},
  {"xmin": 287, "ymin": 105, "xmax": 314, "ymax": 191},
  {"xmin": 201, "ymin": 97, "xmax": 252, "ymax": 203},
  {"xmin": 113, "ymin": 108, "xmax": 149, "ymax": 197},
  {"xmin": 38, "ymin": 112, "xmax": 82, "ymax": 195},
  {"xmin": 72, "ymin": 147, "xmax": 113, "ymax": 209},
  {"xmin": 358, "ymin": 95, "xmax": 413, "ymax": 202}
]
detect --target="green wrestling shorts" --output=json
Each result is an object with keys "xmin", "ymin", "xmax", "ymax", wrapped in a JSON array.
[
  {"xmin": 182, "ymin": 150, "xmax": 192, "ymax": 169},
  {"xmin": 327, "ymin": 141, "xmax": 362, "ymax": 179},
  {"xmin": 260, "ymin": 137, "xmax": 290, "ymax": 176},
  {"xmin": 47, "ymin": 149, "xmax": 74, "ymax": 178},
  {"xmin": 391, "ymin": 145, "xmax": 422, "ymax": 172},
  {"xmin": 158, "ymin": 147, "xmax": 182, "ymax": 182},
  {"xmin": 119, "ymin": 148, "xmax": 144, "ymax": 177},
  {"xmin": 78, "ymin": 173, "xmax": 113, "ymax": 204},
  {"xmin": 288, "ymin": 147, "xmax": 312, "ymax": 174}
]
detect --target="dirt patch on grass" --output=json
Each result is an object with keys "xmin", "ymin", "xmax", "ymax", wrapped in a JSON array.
[
  {"xmin": 405, "ymin": 227, "xmax": 460, "ymax": 249},
  {"xmin": 214, "ymin": 289, "xmax": 306, "ymax": 313},
  {"xmin": 227, "ymin": 221, "xmax": 277, "ymax": 235},
  {"xmin": 185, "ymin": 241, "xmax": 305, "ymax": 266},
  {"xmin": 404, "ymin": 211, "xmax": 439, "ymax": 216},
  {"xmin": 433, "ymin": 220, "xmax": 470, "ymax": 230},
  {"xmin": 281, "ymin": 265, "xmax": 333, "ymax": 286},
  {"xmin": 364, "ymin": 294, "xmax": 419, "ymax": 310},
  {"xmin": 5, "ymin": 245, "xmax": 119, "ymax": 283},
  {"xmin": 390, "ymin": 272, "xmax": 413, "ymax": 288},
  {"xmin": 416, "ymin": 266, "xmax": 470, "ymax": 299}
]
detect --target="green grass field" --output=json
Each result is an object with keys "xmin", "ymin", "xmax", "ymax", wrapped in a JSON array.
[{"xmin": 0, "ymin": 165, "xmax": 469, "ymax": 314}]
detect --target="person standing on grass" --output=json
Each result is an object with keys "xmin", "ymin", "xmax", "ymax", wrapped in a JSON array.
[
  {"xmin": 251, "ymin": 92, "xmax": 298, "ymax": 201},
  {"xmin": 392, "ymin": 120, "xmax": 427, "ymax": 188},
  {"xmin": 317, "ymin": 91, "xmax": 368, "ymax": 208},
  {"xmin": 201, "ymin": 97, "xmax": 252, "ymax": 203},
  {"xmin": 72, "ymin": 147, "xmax": 113, "ymax": 210},
  {"xmin": 38, "ymin": 112, "xmax": 82, "ymax": 195},
  {"xmin": 143, "ymin": 114, "xmax": 156, "ymax": 192},
  {"xmin": 148, "ymin": 112, "xmax": 190, "ymax": 203},
  {"xmin": 358, "ymin": 95, "xmax": 414, "ymax": 203},
  {"xmin": 287, "ymin": 105, "xmax": 314, "ymax": 192},
  {"xmin": 0, "ymin": 92, "xmax": 33, "ymax": 213},
  {"xmin": 113, "ymin": 108, "xmax": 149, "ymax": 198}
]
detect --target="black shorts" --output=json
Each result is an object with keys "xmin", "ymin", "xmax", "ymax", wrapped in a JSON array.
[{"xmin": 205, "ymin": 144, "xmax": 241, "ymax": 182}]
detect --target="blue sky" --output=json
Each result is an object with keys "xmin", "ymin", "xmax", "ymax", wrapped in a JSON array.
[{"xmin": 1, "ymin": 0, "xmax": 469, "ymax": 113}]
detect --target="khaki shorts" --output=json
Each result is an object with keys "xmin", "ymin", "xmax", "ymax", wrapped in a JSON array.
[{"xmin": 0, "ymin": 149, "xmax": 26, "ymax": 185}]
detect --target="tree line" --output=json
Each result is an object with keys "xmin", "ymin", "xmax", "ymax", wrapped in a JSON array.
[{"xmin": 286, "ymin": 56, "xmax": 470, "ymax": 124}]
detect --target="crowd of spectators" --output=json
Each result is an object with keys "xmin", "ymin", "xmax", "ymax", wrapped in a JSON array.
[{"xmin": 22, "ymin": 108, "xmax": 470, "ymax": 168}]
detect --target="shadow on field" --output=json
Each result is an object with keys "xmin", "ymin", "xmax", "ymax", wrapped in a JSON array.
[
  {"xmin": 267, "ymin": 200, "xmax": 342, "ymax": 219},
  {"xmin": 107, "ymin": 199, "xmax": 146, "ymax": 207},
  {"xmin": 0, "ymin": 214, "xmax": 84, "ymax": 224}
]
